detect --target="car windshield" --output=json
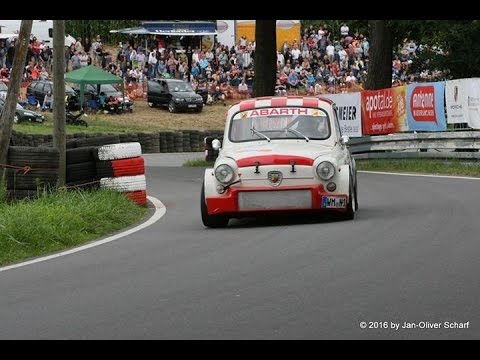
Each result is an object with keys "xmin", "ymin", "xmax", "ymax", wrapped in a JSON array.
[
  {"xmin": 229, "ymin": 107, "xmax": 331, "ymax": 142},
  {"xmin": 167, "ymin": 82, "xmax": 193, "ymax": 92}
]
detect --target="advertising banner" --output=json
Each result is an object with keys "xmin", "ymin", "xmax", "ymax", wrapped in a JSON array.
[
  {"xmin": 464, "ymin": 78, "xmax": 480, "ymax": 129},
  {"xmin": 361, "ymin": 86, "xmax": 407, "ymax": 135},
  {"xmin": 407, "ymin": 82, "xmax": 446, "ymax": 131},
  {"xmin": 322, "ymin": 93, "xmax": 363, "ymax": 137},
  {"xmin": 445, "ymin": 79, "xmax": 468, "ymax": 124}
]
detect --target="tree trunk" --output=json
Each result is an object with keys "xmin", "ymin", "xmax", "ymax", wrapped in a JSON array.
[
  {"xmin": 365, "ymin": 20, "xmax": 392, "ymax": 90},
  {"xmin": 53, "ymin": 20, "xmax": 66, "ymax": 187},
  {"xmin": 0, "ymin": 20, "xmax": 33, "ymax": 165},
  {"xmin": 253, "ymin": 20, "xmax": 277, "ymax": 97}
]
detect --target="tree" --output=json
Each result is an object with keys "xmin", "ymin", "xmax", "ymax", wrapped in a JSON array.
[
  {"xmin": 53, "ymin": 20, "xmax": 66, "ymax": 187},
  {"xmin": 365, "ymin": 20, "xmax": 393, "ymax": 90},
  {"xmin": 0, "ymin": 20, "xmax": 33, "ymax": 165},
  {"xmin": 253, "ymin": 20, "xmax": 276, "ymax": 97}
]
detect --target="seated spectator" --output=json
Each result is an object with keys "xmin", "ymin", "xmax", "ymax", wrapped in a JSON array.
[
  {"xmin": 275, "ymin": 79, "xmax": 287, "ymax": 96},
  {"xmin": 287, "ymin": 71, "xmax": 299, "ymax": 94},
  {"xmin": 278, "ymin": 71, "xmax": 288, "ymax": 84},
  {"xmin": 238, "ymin": 79, "xmax": 249, "ymax": 98},
  {"xmin": 42, "ymin": 90, "xmax": 53, "ymax": 111}
]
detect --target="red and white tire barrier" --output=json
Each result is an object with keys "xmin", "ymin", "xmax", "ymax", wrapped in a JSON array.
[
  {"xmin": 124, "ymin": 190, "xmax": 147, "ymax": 206},
  {"xmin": 97, "ymin": 142, "xmax": 147, "ymax": 206},
  {"xmin": 100, "ymin": 174, "xmax": 146, "ymax": 192},
  {"xmin": 96, "ymin": 156, "xmax": 145, "ymax": 178},
  {"xmin": 97, "ymin": 142, "xmax": 142, "ymax": 161}
]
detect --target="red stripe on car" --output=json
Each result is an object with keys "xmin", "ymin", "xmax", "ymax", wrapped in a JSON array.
[
  {"xmin": 237, "ymin": 155, "xmax": 314, "ymax": 167},
  {"xmin": 302, "ymin": 98, "xmax": 319, "ymax": 108},
  {"xmin": 270, "ymin": 97, "xmax": 288, "ymax": 107},
  {"xmin": 239, "ymin": 100, "xmax": 257, "ymax": 111}
]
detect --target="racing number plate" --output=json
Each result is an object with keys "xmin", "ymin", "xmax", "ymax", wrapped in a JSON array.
[{"xmin": 321, "ymin": 196, "xmax": 347, "ymax": 209}]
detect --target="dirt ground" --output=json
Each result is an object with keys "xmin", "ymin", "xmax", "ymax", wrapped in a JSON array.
[
  {"xmin": 101, "ymin": 98, "xmax": 230, "ymax": 132},
  {"xmin": 34, "ymin": 98, "xmax": 231, "ymax": 134}
]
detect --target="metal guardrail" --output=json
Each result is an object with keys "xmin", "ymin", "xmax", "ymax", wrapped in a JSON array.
[{"xmin": 349, "ymin": 131, "xmax": 480, "ymax": 160}]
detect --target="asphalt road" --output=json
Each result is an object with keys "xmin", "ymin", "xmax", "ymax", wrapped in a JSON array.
[{"xmin": 0, "ymin": 155, "xmax": 479, "ymax": 339}]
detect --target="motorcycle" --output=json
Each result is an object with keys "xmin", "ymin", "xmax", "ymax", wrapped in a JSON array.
[{"xmin": 66, "ymin": 110, "xmax": 88, "ymax": 127}]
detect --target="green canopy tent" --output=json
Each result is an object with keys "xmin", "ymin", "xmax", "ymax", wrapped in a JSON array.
[{"xmin": 64, "ymin": 65, "xmax": 125, "ymax": 111}]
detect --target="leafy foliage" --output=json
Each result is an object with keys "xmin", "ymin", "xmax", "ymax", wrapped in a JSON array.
[{"xmin": 65, "ymin": 20, "xmax": 142, "ymax": 45}]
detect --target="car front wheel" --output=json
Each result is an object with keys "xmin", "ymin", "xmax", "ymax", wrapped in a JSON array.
[
  {"xmin": 201, "ymin": 183, "xmax": 229, "ymax": 228},
  {"xmin": 168, "ymin": 101, "xmax": 177, "ymax": 113},
  {"xmin": 13, "ymin": 113, "xmax": 19, "ymax": 123},
  {"xmin": 343, "ymin": 176, "xmax": 356, "ymax": 220}
]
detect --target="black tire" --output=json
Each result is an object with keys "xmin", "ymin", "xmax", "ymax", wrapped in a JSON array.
[
  {"xmin": 148, "ymin": 102, "xmax": 155, "ymax": 108},
  {"xmin": 66, "ymin": 161, "xmax": 96, "ymax": 182},
  {"xmin": 343, "ymin": 176, "xmax": 356, "ymax": 220},
  {"xmin": 76, "ymin": 135, "xmax": 120, "ymax": 148},
  {"xmin": 95, "ymin": 160, "xmax": 114, "ymax": 178},
  {"xmin": 168, "ymin": 101, "xmax": 176, "ymax": 113},
  {"xmin": 13, "ymin": 113, "xmax": 20, "ymax": 124},
  {"xmin": 66, "ymin": 147, "xmax": 96, "ymax": 165},
  {"xmin": 201, "ymin": 182, "xmax": 229, "ymax": 228},
  {"xmin": 354, "ymin": 171, "xmax": 359, "ymax": 211}
]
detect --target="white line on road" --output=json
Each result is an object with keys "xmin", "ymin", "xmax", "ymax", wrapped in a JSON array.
[
  {"xmin": 0, "ymin": 196, "xmax": 166, "ymax": 273},
  {"xmin": 359, "ymin": 170, "xmax": 480, "ymax": 181}
]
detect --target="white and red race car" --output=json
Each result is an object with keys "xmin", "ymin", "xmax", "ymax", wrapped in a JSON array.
[{"xmin": 201, "ymin": 96, "xmax": 358, "ymax": 228}]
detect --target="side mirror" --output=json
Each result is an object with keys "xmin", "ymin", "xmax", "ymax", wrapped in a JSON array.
[
  {"xmin": 340, "ymin": 135, "xmax": 350, "ymax": 145},
  {"xmin": 212, "ymin": 138, "xmax": 221, "ymax": 151}
]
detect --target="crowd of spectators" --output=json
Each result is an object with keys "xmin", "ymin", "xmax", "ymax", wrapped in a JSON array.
[{"xmin": 0, "ymin": 23, "xmax": 450, "ymax": 102}]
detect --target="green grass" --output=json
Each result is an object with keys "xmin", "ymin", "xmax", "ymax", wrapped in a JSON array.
[
  {"xmin": 356, "ymin": 159, "xmax": 480, "ymax": 177},
  {"xmin": 14, "ymin": 115, "xmax": 150, "ymax": 135},
  {"xmin": 183, "ymin": 159, "xmax": 215, "ymax": 167},
  {"xmin": 0, "ymin": 188, "xmax": 146, "ymax": 266}
]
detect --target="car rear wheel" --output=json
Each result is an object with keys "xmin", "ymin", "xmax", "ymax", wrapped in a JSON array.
[
  {"xmin": 13, "ymin": 113, "xmax": 19, "ymax": 124},
  {"xmin": 201, "ymin": 182, "xmax": 229, "ymax": 228},
  {"xmin": 148, "ymin": 102, "xmax": 154, "ymax": 108},
  {"xmin": 168, "ymin": 101, "xmax": 176, "ymax": 113}
]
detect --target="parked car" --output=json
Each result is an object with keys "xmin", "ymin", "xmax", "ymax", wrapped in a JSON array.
[
  {"xmin": 26, "ymin": 80, "xmax": 80, "ymax": 110},
  {"xmin": 200, "ymin": 96, "xmax": 359, "ymax": 228},
  {"xmin": 147, "ymin": 79, "xmax": 204, "ymax": 113},
  {"xmin": 0, "ymin": 97, "xmax": 45, "ymax": 123},
  {"xmin": 71, "ymin": 83, "xmax": 134, "ymax": 112}
]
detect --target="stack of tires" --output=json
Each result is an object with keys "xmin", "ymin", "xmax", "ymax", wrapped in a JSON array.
[
  {"xmin": 5, "ymin": 146, "xmax": 59, "ymax": 200},
  {"xmin": 66, "ymin": 147, "xmax": 98, "ymax": 188},
  {"xmin": 95, "ymin": 142, "xmax": 147, "ymax": 206}
]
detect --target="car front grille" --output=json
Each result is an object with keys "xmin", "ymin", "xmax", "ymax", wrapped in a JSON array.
[{"xmin": 238, "ymin": 190, "xmax": 312, "ymax": 211}]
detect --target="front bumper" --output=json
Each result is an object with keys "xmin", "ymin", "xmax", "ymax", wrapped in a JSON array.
[
  {"xmin": 206, "ymin": 184, "xmax": 348, "ymax": 216},
  {"xmin": 174, "ymin": 101, "xmax": 203, "ymax": 111}
]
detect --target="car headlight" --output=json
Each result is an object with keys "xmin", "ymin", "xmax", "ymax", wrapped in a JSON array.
[
  {"xmin": 24, "ymin": 112, "xmax": 34, "ymax": 116},
  {"xmin": 215, "ymin": 164, "xmax": 235, "ymax": 184},
  {"xmin": 316, "ymin": 161, "xmax": 335, "ymax": 180},
  {"xmin": 175, "ymin": 97, "xmax": 184, "ymax": 102}
]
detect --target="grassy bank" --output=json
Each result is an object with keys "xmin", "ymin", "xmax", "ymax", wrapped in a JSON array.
[
  {"xmin": 356, "ymin": 159, "xmax": 480, "ymax": 177},
  {"xmin": 0, "ymin": 189, "xmax": 146, "ymax": 267},
  {"xmin": 183, "ymin": 159, "xmax": 215, "ymax": 167},
  {"xmin": 14, "ymin": 100, "xmax": 227, "ymax": 135}
]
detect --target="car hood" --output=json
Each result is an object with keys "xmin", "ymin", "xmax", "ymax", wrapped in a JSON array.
[
  {"xmin": 221, "ymin": 141, "xmax": 338, "ymax": 165},
  {"xmin": 171, "ymin": 91, "xmax": 202, "ymax": 99}
]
